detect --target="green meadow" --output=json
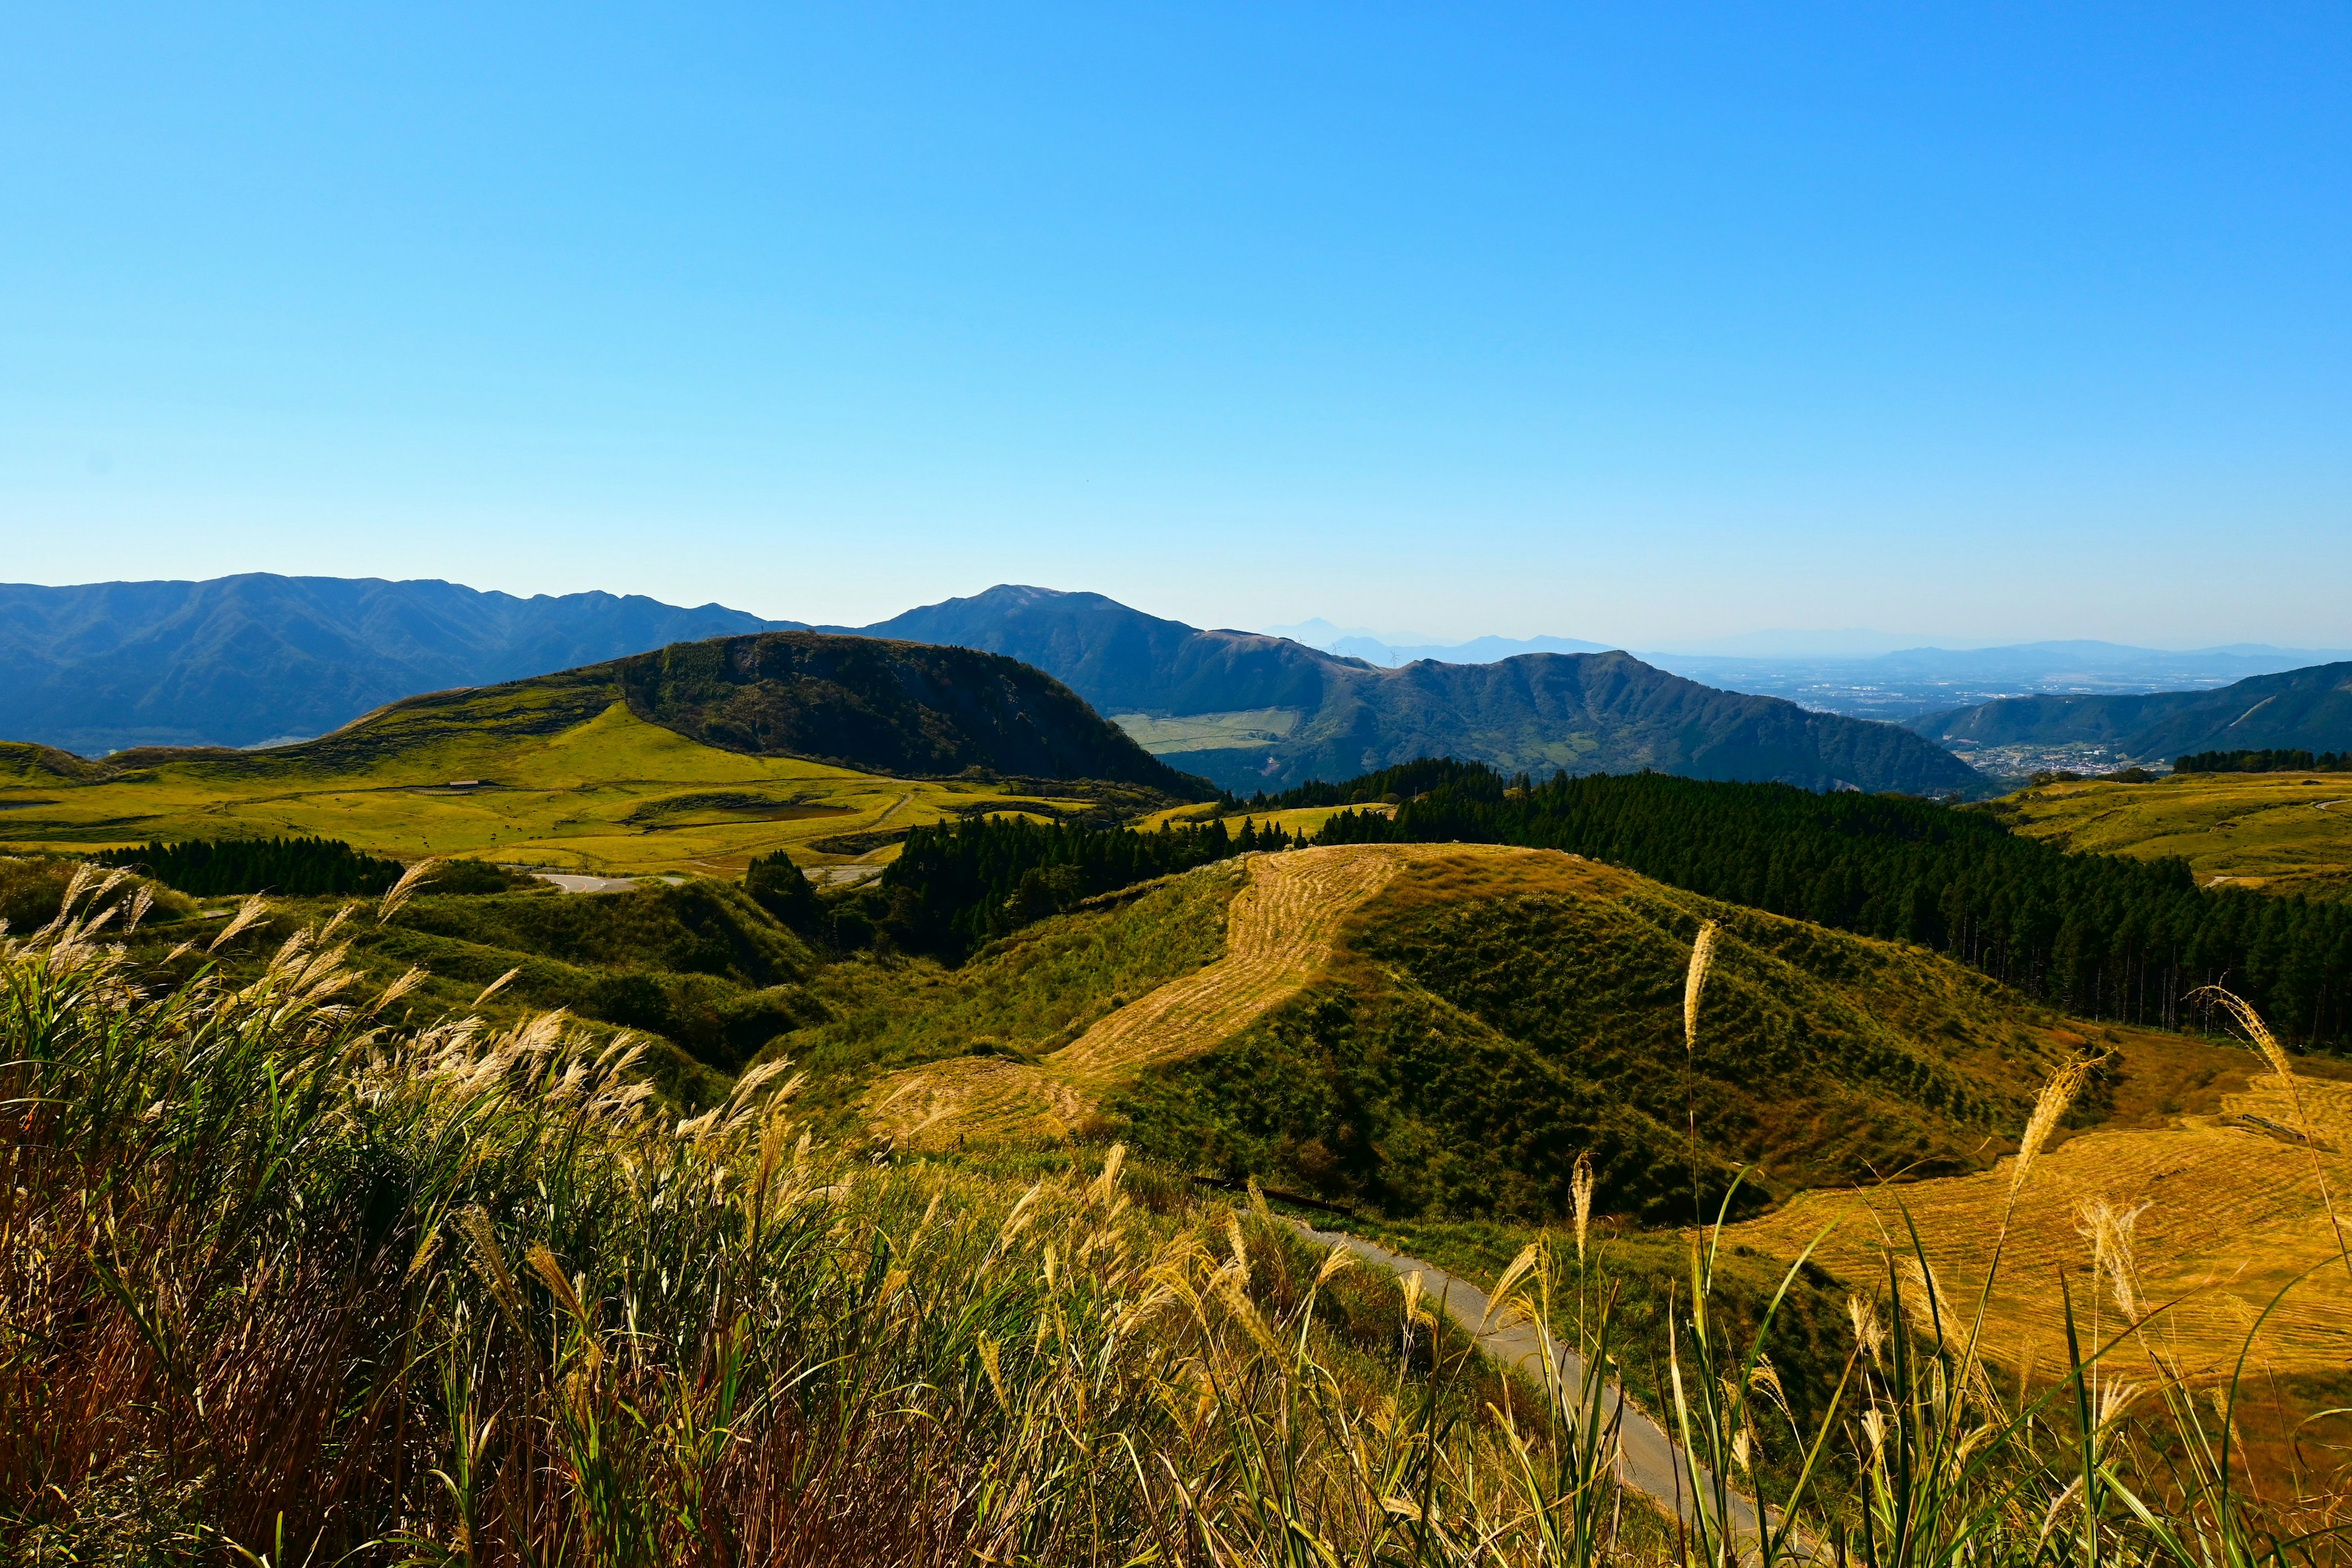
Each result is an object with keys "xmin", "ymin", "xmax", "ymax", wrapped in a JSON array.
[{"xmin": 0, "ymin": 696, "xmax": 1108, "ymax": 877}]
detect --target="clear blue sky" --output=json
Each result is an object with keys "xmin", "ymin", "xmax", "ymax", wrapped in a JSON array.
[{"xmin": 4, "ymin": 4, "xmax": 2348, "ymax": 648}]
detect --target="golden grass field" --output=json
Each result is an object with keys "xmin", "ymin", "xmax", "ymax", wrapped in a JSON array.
[
  {"xmin": 0, "ymin": 699, "xmax": 1107, "ymax": 878},
  {"xmin": 1995, "ymin": 771, "xmax": 2352, "ymax": 898},
  {"xmin": 1724, "ymin": 1028, "xmax": 2352, "ymax": 1382}
]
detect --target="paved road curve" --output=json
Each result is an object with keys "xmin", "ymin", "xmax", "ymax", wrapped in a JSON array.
[{"xmin": 1293, "ymin": 1223, "xmax": 1785, "ymax": 1550}]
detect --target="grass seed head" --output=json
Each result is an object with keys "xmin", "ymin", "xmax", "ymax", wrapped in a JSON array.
[
  {"xmin": 2011, "ymin": 1055, "xmax": 2095, "ymax": 1197},
  {"xmin": 1684, "ymin": 920, "xmax": 1719, "ymax": 1050}
]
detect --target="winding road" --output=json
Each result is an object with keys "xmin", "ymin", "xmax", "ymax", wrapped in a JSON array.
[{"xmin": 1292, "ymin": 1221, "xmax": 1780, "ymax": 1548}]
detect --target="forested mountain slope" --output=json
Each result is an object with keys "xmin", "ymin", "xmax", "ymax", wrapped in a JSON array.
[
  {"xmin": 0, "ymin": 573, "xmax": 800, "ymax": 755},
  {"xmin": 1914, "ymin": 660, "xmax": 2352, "ymax": 763},
  {"xmin": 860, "ymin": 585, "xmax": 1985, "ymax": 795}
]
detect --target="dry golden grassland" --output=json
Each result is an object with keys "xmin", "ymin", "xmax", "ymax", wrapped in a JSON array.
[
  {"xmin": 1994, "ymin": 771, "xmax": 2352, "ymax": 897},
  {"xmin": 1725, "ymin": 1026, "xmax": 2352, "ymax": 1382},
  {"xmin": 0, "ymin": 701, "xmax": 1103, "ymax": 878}
]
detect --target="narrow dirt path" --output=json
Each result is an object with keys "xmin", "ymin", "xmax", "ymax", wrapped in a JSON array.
[{"xmin": 862, "ymin": 842, "xmax": 1530, "ymax": 1148}]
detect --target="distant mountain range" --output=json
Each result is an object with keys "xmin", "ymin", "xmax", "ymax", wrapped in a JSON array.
[
  {"xmin": 36, "ymin": 573, "xmax": 2345, "ymax": 797},
  {"xmin": 1264, "ymin": 619, "xmax": 1615, "ymax": 668},
  {"xmin": 1262, "ymin": 617, "xmax": 2352, "ymax": 722},
  {"xmin": 0, "ymin": 575, "xmax": 798, "ymax": 754},
  {"xmin": 4, "ymin": 575, "xmax": 1988, "ymax": 797},
  {"xmin": 846, "ymin": 586, "xmax": 1984, "ymax": 796},
  {"xmin": 1647, "ymin": 640, "xmax": 2352, "ymax": 724},
  {"xmin": 1911, "ymin": 661, "xmax": 2352, "ymax": 766}
]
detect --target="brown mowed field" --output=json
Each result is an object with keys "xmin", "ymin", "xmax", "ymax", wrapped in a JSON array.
[{"xmin": 1725, "ymin": 1038, "xmax": 2352, "ymax": 1382}]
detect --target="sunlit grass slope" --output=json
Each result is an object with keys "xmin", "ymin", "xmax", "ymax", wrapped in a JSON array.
[
  {"xmin": 1986, "ymin": 771, "xmax": 2352, "ymax": 898},
  {"xmin": 772, "ymin": 865, "xmax": 1250, "ymax": 1125},
  {"xmin": 1725, "ymin": 1028, "xmax": 2352, "ymax": 1382},
  {"xmin": 835, "ymin": 843, "xmax": 2083, "ymax": 1224},
  {"xmin": 1115, "ymin": 848, "xmax": 2075, "ymax": 1224},
  {"xmin": 0, "ymin": 695, "xmax": 1109, "ymax": 876},
  {"xmin": 86, "ymin": 874, "xmax": 830, "ymax": 1105}
]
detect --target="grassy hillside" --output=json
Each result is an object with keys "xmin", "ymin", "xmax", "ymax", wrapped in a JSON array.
[
  {"xmin": 13, "ymin": 829, "xmax": 2350, "ymax": 1550},
  {"xmin": 772, "ymin": 865, "xmax": 1250, "ymax": 1122},
  {"xmin": 832, "ymin": 843, "xmax": 2078, "ymax": 1221},
  {"xmin": 1112, "ymin": 850, "xmax": 2068, "ymax": 1224},
  {"xmin": 0, "ymin": 695, "xmax": 1132, "ymax": 877},
  {"xmin": 1982, "ymin": 769, "xmax": 2352, "ymax": 899},
  {"xmin": 74, "ymin": 871, "xmax": 830, "ymax": 1102}
]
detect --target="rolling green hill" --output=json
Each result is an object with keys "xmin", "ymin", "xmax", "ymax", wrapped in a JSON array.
[
  {"xmin": 1983, "ymin": 769, "xmax": 2352, "ymax": 900},
  {"xmin": 0, "ymin": 635, "xmax": 1196, "ymax": 876},
  {"xmin": 610, "ymin": 630, "xmax": 1204, "ymax": 790},
  {"xmin": 1109, "ymin": 848, "xmax": 2070, "ymax": 1223}
]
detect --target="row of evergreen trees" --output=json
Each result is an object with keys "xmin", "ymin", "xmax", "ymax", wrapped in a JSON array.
[
  {"xmin": 2174, "ymin": 749, "xmax": 2351, "ymax": 774},
  {"xmin": 1234, "ymin": 757, "xmax": 1491, "ymax": 812},
  {"xmin": 880, "ymin": 813, "xmax": 1305, "ymax": 958},
  {"xmin": 95, "ymin": 837, "xmax": 407, "ymax": 897},
  {"xmin": 1313, "ymin": 764, "xmax": 2352, "ymax": 1046}
]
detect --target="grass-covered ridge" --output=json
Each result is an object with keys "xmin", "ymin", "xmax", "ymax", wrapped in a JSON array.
[
  {"xmin": 772, "ymin": 862, "xmax": 1250, "ymax": 1122},
  {"xmin": 1313, "ymin": 764, "xmax": 2352, "ymax": 1046},
  {"xmin": 1114, "ymin": 849, "xmax": 2071, "ymax": 1224}
]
